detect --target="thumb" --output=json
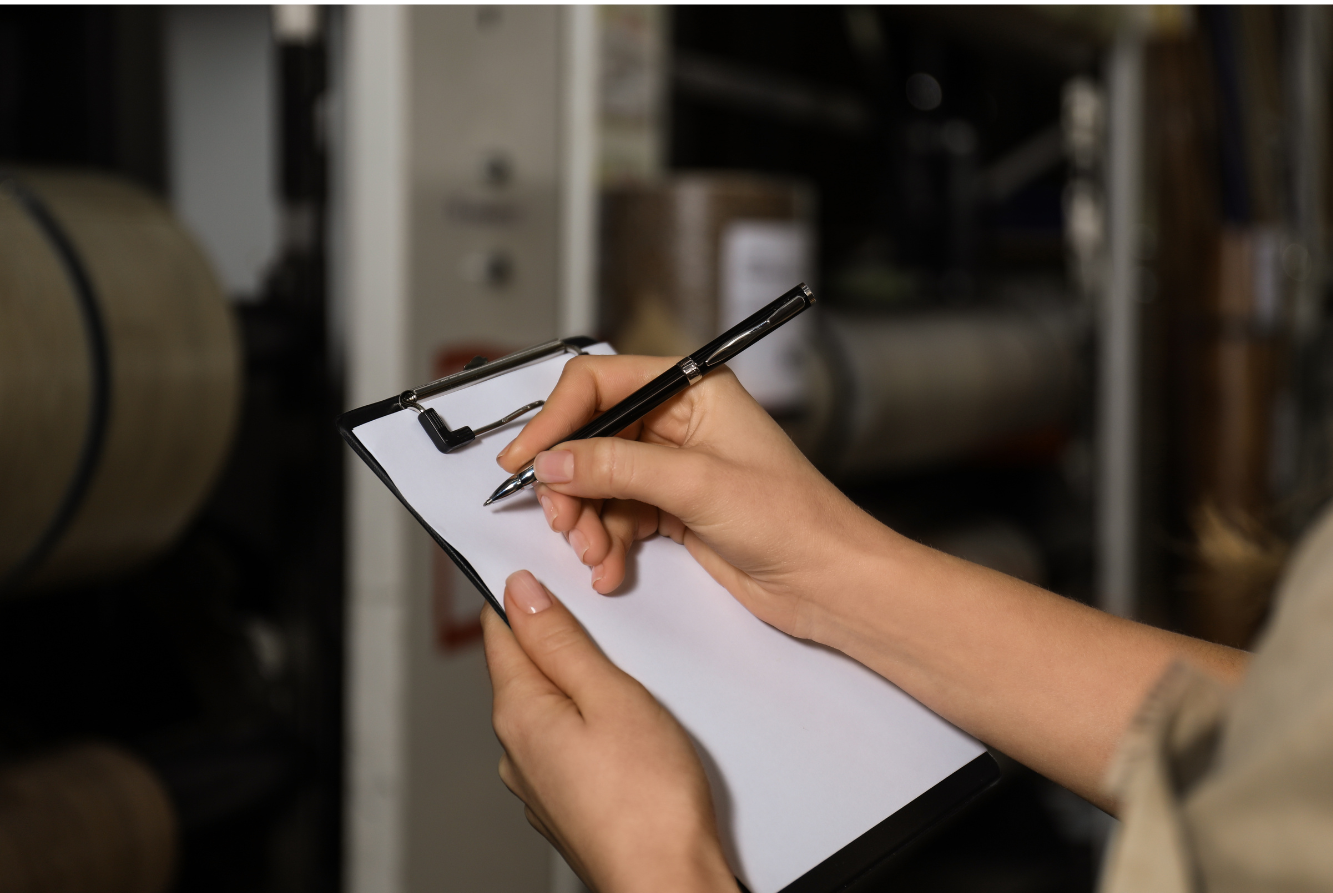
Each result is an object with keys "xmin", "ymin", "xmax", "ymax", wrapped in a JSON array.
[
  {"xmin": 504, "ymin": 570, "xmax": 625, "ymax": 704},
  {"xmin": 532, "ymin": 437, "xmax": 714, "ymax": 524}
]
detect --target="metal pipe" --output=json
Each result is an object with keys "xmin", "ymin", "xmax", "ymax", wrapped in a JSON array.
[{"xmin": 1097, "ymin": 30, "xmax": 1145, "ymax": 620}]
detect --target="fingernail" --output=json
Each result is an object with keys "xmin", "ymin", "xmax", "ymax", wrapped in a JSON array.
[
  {"xmin": 591, "ymin": 564, "xmax": 605, "ymax": 588},
  {"xmin": 539, "ymin": 495, "xmax": 557, "ymax": 526},
  {"xmin": 568, "ymin": 528, "xmax": 590, "ymax": 563},
  {"xmin": 534, "ymin": 450, "xmax": 574, "ymax": 484},
  {"xmin": 495, "ymin": 442, "xmax": 512, "ymax": 466},
  {"xmin": 506, "ymin": 570, "xmax": 552, "ymax": 615}
]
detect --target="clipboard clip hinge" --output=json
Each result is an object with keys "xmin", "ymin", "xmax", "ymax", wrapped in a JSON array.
[
  {"xmin": 399, "ymin": 338, "xmax": 587, "ymax": 453},
  {"xmin": 402, "ymin": 393, "xmax": 545, "ymax": 454}
]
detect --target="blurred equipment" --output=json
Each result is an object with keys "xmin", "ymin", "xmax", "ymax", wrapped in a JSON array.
[
  {"xmin": 799, "ymin": 308, "xmax": 1080, "ymax": 476},
  {"xmin": 1061, "ymin": 77, "xmax": 1105, "ymax": 299},
  {"xmin": 0, "ymin": 170, "xmax": 240, "ymax": 594},
  {"xmin": 0, "ymin": 743, "xmax": 176, "ymax": 893},
  {"xmin": 0, "ymin": 7, "xmax": 341, "ymax": 893},
  {"xmin": 1146, "ymin": 8, "xmax": 1323, "ymax": 647},
  {"xmin": 602, "ymin": 173, "xmax": 815, "ymax": 411}
]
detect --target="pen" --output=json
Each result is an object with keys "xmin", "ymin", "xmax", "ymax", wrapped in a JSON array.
[{"xmin": 484, "ymin": 282, "xmax": 817, "ymax": 505}]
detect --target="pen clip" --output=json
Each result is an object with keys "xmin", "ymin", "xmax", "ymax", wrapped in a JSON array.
[{"xmin": 703, "ymin": 290, "xmax": 808, "ymax": 367}]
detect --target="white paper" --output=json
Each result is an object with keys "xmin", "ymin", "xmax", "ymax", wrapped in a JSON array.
[{"xmin": 353, "ymin": 345, "xmax": 983, "ymax": 893}]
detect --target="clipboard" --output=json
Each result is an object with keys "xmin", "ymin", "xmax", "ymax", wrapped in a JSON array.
[{"xmin": 338, "ymin": 338, "xmax": 999, "ymax": 893}]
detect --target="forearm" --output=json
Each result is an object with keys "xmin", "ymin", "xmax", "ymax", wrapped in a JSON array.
[{"xmin": 811, "ymin": 525, "xmax": 1248, "ymax": 813}]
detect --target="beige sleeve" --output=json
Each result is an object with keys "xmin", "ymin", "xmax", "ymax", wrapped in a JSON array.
[{"xmin": 1099, "ymin": 503, "xmax": 1333, "ymax": 893}]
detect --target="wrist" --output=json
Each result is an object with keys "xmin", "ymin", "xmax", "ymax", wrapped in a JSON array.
[
  {"xmin": 613, "ymin": 826, "xmax": 734, "ymax": 893},
  {"xmin": 800, "ymin": 512, "xmax": 917, "ymax": 657},
  {"xmin": 677, "ymin": 837, "xmax": 738, "ymax": 893}
]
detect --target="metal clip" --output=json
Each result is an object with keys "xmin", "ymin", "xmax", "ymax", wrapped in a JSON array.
[
  {"xmin": 411, "ymin": 399, "xmax": 544, "ymax": 454},
  {"xmin": 397, "ymin": 338, "xmax": 588, "ymax": 453}
]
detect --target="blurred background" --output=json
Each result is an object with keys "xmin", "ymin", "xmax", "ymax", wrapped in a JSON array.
[{"xmin": 1, "ymin": 5, "xmax": 1330, "ymax": 893}]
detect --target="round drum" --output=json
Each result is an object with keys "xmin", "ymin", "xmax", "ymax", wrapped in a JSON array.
[
  {"xmin": 0, "ymin": 743, "xmax": 176, "ymax": 893},
  {"xmin": 0, "ymin": 169, "xmax": 240, "ymax": 593}
]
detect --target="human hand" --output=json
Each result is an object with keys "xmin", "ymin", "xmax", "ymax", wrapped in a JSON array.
[
  {"xmin": 482, "ymin": 570, "xmax": 736, "ymax": 893},
  {"xmin": 496, "ymin": 355, "xmax": 895, "ymax": 643}
]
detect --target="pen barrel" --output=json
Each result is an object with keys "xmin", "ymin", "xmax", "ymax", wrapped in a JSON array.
[
  {"xmin": 548, "ymin": 283, "xmax": 813, "ymax": 447},
  {"xmin": 564, "ymin": 365, "xmax": 690, "ymax": 441}
]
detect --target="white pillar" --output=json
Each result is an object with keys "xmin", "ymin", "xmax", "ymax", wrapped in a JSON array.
[
  {"xmin": 343, "ymin": 7, "xmax": 410, "ymax": 893},
  {"xmin": 559, "ymin": 5, "xmax": 600, "ymax": 340}
]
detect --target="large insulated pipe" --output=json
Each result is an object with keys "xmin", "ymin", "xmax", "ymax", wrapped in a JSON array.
[
  {"xmin": 798, "ymin": 307, "xmax": 1082, "ymax": 477},
  {"xmin": 0, "ymin": 169, "xmax": 240, "ymax": 594}
]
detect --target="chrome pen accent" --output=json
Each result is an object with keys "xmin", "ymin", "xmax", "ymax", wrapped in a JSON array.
[{"xmin": 703, "ymin": 292, "xmax": 807, "ymax": 366}]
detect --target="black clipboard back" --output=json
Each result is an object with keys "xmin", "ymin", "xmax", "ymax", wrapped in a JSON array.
[{"xmin": 777, "ymin": 752, "xmax": 998, "ymax": 892}]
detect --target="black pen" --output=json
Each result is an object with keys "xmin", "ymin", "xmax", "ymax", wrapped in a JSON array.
[{"xmin": 484, "ymin": 282, "xmax": 817, "ymax": 505}]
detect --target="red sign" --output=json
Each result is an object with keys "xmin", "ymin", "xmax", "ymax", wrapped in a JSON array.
[{"xmin": 431, "ymin": 343, "xmax": 517, "ymax": 651}]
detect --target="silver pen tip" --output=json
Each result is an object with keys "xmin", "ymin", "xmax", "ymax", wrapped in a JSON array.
[
  {"xmin": 485, "ymin": 466, "xmax": 533, "ymax": 506},
  {"xmin": 484, "ymin": 478, "xmax": 518, "ymax": 506}
]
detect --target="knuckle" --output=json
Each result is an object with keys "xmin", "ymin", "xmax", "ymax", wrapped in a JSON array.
[
  {"xmin": 635, "ymin": 503, "xmax": 661, "ymax": 540},
  {"xmin": 603, "ymin": 500, "xmax": 636, "ymax": 540},
  {"xmin": 498, "ymin": 756, "xmax": 521, "ymax": 795},
  {"xmin": 491, "ymin": 705, "xmax": 522, "ymax": 748},
  {"xmin": 561, "ymin": 356, "xmax": 600, "ymax": 398},
  {"xmin": 592, "ymin": 438, "xmax": 635, "ymax": 497},
  {"xmin": 537, "ymin": 623, "xmax": 586, "ymax": 665}
]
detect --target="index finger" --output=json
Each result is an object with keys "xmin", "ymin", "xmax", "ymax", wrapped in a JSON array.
[{"xmin": 496, "ymin": 355, "xmax": 677, "ymax": 474}]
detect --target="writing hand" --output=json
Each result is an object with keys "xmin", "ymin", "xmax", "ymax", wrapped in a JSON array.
[{"xmin": 495, "ymin": 355, "xmax": 888, "ymax": 644}]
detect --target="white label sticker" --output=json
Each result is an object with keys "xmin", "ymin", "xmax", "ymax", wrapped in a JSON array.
[{"xmin": 720, "ymin": 220, "xmax": 813, "ymax": 411}]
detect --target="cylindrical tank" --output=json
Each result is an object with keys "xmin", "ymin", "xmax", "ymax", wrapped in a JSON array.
[
  {"xmin": 0, "ymin": 743, "xmax": 176, "ymax": 893},
  {"xmin": 796, "ymin": 307, "xmax": 1082, "ymax": 476},
  {"xmin": 0, "ymin": 169, "xmax": 240, "ymax": 593}
]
